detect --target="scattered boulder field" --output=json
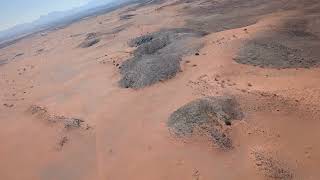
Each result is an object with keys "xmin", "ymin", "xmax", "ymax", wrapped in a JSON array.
[
  {"xmin": 78, "ymin": 32, "xmax": 101, "ymax": 48},
  {"xmin": 119, "ymin": 28, "xmax": 208, "ymax": 88},
  {"xmin": 252, "ymin": 150, "xmax": 294, "ymax": 180},
  {"xmin": 27, "ymin": 105, "xmax": 90, "ymax": 130},
  {"xmin": 235, "ymin": 17, "xmax": 320, "ymax": 68},
  {"xmin": 167, "ymin": 96, "xmax": 243, "ymax": 149}
]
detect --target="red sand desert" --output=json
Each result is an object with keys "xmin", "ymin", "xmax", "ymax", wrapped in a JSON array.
[{"xmin": 1, "ymin": 0, "xmax": 320, "ymax": 179}]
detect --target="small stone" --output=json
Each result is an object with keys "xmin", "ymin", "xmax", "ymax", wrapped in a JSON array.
[
  {"xmin": 58, "ymin": 136, "xmax": 69, "ymax": 149},
  {"xmin": 225, "ymin": 121, "xmax": 232, "ymax": 126}
]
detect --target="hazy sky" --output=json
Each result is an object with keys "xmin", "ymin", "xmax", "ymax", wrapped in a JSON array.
[{"xmin": 0, "ymin": 0, "xmax": 92, "ymax": 31}]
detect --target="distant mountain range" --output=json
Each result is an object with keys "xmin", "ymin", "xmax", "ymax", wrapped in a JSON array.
[{"xmin": 0, "ymin": 0, "xmax": 132, "ymax": 45}]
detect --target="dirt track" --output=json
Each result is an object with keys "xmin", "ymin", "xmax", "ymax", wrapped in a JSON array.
[{"xmin": 1, "ymin": 0, "xmax": 320, "ymax": 179}]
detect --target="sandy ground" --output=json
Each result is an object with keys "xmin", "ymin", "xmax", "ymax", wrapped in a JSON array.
[{"xmin": 1, "ymin": 0, "xmax": 320, "ymax": 179}]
